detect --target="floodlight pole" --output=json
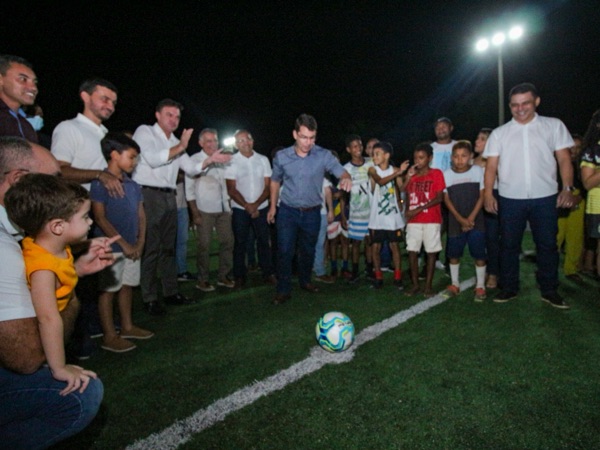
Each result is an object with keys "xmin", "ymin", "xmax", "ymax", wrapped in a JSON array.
[{"xmin": 497, "ymin": 47, "xmax": 504, "ymax": 126}]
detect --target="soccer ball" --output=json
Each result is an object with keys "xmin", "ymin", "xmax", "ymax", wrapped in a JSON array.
[{"xmin": 315, "ymin": 311, "xmax": 355, "ymax": 352}]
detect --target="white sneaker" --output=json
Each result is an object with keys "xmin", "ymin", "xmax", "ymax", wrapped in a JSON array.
[{"xmin": 435, "ymin": 261, "xmax": 446, "ymax": 270}]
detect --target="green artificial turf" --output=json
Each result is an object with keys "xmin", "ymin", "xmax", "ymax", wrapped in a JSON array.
[{"xmin": 53, "ymin": 231, "xmax": 600, "ymax": 449}]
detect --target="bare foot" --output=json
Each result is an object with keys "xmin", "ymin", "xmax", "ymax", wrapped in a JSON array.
[{"xmin": 406, "ymin": 285, "xmax": 421, "ymax": 296}]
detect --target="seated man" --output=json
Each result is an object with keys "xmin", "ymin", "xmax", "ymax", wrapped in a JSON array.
[{"xmin": 0, "ymin": 137, "xmax": 108, "ymax": 448}]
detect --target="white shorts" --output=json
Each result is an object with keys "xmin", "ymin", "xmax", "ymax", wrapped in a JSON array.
[
  {"xmin": 327, "ymin": 221, "xmax": 348, "ymax": 240},
  {"xmin": 405, "ymin": 223, "xmax": 442, "ymax": 253},
  {"xmin": 97, "ymin": 253, "xmax": 140, "ymax": 292}
]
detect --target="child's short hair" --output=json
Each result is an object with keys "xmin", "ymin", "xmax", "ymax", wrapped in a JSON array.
[
  {"xmin": 452, "ymin": 140, "xmax": 473, "ymax": 154},
  {"xmin": 373, "ymin": 141, "xmax": 393, "ymax": 155},
  {"xmin": 414, "ymin": 141, "xmax": 433, "ymax": 157},
  {"xmin": 345, "ymin": 134, "xmax": 362, "ymax": 147},
  {"xmin": 101, "ymin": 132, "xmax": 141, "ymax": 161},
  {"xmin": 5, "ymin": 173, "xmax": 89, "ymax": 237}
]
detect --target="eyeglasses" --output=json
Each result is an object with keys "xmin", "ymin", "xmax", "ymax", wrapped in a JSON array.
[{"xmin": 2, "ymin": 167, "xmax": 30, "ymax": 175}]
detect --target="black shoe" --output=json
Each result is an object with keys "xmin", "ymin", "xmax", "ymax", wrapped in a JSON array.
[
  {"xmin": 145, "ymin": 301, "xmax": 167, "ymax": 316},
  {"xmin": 272, "ymin": 293, "xmax": 291, "ymax": 305},
  {"xmin": 565, "ymin": 274, "xmax": 584, "ymax": 284},
  {"xmin": 541, "ymin": 292, "xmax": 570, "ymax": 310},
  {"xmin": 393, "ymin": 279, "xmax": 404, "ymax": 291},
  {"xmin": 370, "ymin": 279, "xmax": 383, "ymax": 289},
  {"xmin": 493, "ymin": 291, "xmax": 517, "ymax": 303},
  {"xmin": 67, "ymin": 334, "xmax": 97, "ymax": 361},
  {"xmin": 177, "ymin": 271, "xmax": 196, "ymax": 282},
  {"xmin": 418, "ymin": 268, "xmax": 426, "ymax": 281},
  {"xmin": 348, "ymin": 272, "xmax": 361, "ymax": 284},
  {"xmin": 164, "ymin": 293, "xmax": 196, "ymax": 305}
]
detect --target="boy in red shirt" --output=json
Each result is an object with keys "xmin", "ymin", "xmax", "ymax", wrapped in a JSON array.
[{"xmin": 403, "ymin": 142, "xmax": 446, "ymax": 297}]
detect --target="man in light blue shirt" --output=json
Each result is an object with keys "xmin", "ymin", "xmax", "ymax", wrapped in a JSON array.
[{"xmin": 268, "ymin": 114, "xmax": 351, "ymax": 304}]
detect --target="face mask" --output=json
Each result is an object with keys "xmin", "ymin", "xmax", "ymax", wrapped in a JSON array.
[{"xmin": 26, "ymin": 115, "xmax": 44, "ymax": 131}]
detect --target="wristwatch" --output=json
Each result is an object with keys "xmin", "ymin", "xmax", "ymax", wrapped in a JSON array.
[{"xmin": 563, "ymin": 186, "xmax": 575, "ymax": 191}]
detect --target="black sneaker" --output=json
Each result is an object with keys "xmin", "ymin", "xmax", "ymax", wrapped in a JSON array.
[
  {"xmin": 370, "ymin": 279, "xmax": 383, "ymax": 289},
  {"xmin": 418, "ymin": 267, "xmax": 426, "ymax": 280},
  {"xmin": 164, "ymin": 293, "xmax": 196, "ymax": 305},
  {"xmin": 348, "ymin": 272, "xmax": 361, "ymax": 284},
  {"xmin": 177, "ymin": 272, "xmax": 196, "ymax": 282},
  {"xmin": 393, "ymin": 279, "xmax": 404, "ymax": 291},
  {"xmin": 541, "ymin": 292, "xmax": 570, "ymax": 310},
  {"xmin": 145, "ymin": 300, "xmax": 167, "ymax": 316},
  {"xmin": 493, "ymin": 291, "xmax": 517, "ymax": 303}
]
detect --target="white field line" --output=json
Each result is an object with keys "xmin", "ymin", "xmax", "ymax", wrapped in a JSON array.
[{"xmin": 127, "ymin": 278, "xmax": 475, "ymax": 449}]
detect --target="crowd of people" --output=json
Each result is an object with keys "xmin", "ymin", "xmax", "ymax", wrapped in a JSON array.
[{"xmin": 1, "ymin": 52, "xmax": 599, "ymax": 448}]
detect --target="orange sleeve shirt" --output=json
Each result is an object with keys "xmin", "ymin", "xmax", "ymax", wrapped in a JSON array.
[{"xmin": 21, "ymin": 237, "xmax": 78, "ymax": 312}]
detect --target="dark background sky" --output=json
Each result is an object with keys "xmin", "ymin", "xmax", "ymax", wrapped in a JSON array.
[{"xmin": 4, "ymin": 0, "xmax": 599, "ymax": 161}]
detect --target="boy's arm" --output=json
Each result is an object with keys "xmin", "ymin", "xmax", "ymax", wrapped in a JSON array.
[
  {"xmin": 134, "ymin": 202, "xmax": 147, "ymax": 259},
  {"xmin": 325, "ymin": 186, "xmax": 334, "ymax": 224},
  {"xmin": 444, "ymin": 192, "xmax": 470, "ymax": 229},
  {"xmin": 467, "ymin": 190, "xmax": 485, "ymax": 225},
  {"xmin": 91, "ymin": 201, "xmax": 134, "ymax": 257},
  {"xmin": 29, "ymin": 270, "xmax": 97, "ymax": 395}
]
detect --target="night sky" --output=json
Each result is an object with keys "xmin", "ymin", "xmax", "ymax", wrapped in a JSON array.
[{"xmin": 5, "ymin": 0, "xmax": 599, "ymax": 161}]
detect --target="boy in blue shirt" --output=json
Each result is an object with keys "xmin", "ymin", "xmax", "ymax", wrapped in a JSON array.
[
  {"xmin": 90, "ymin": 132, "xmax": 153, "ymax": 353},
  {"xmin": 442, "ymin": 140, "xmax": 487, "ymax": 301}
]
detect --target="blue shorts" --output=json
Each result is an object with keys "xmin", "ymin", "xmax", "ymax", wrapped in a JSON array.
[
  {"xmin": 348, "ymin": 219, "xmax": 369, "ymax": 241},
  {"xmin": 446, "ymin": 230, "xmax": 487, "ymax": 260}
]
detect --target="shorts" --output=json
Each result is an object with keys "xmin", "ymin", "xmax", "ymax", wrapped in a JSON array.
[
  {"xmin": 587, "ymin": 214, "xmax": 600, "ymax": 239},
  {"xmin": 348, "ymin": 219, "xmax": 369, "ymax": 241},
  {"xmin": 405, "ymin": 223, "xmax": 442, "ymax": 253},
  {"xmin": 446, "ymin": 230, "xmax": 486, "ymax": 260},
  {"xmin": 97, "ymin": 253, "xmax": 140, "ymax": 292},
  {"xmin": 369, "ymin": 229, "xmax": 402, "ymax": 244},
  {"xmin": 327, "ymin": 221, "xmax": 348, "ymax": 240}
]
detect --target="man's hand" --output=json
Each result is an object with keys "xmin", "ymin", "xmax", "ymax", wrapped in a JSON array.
[
  {"xmin": 179, "ymin": 128, "xmax": 194, "ymax": 151},
  {"xmin": 99, "ymin": 171, "xmax": 125, "ymax": 198},
  {"xmin": 556, "ymin": 190, "xmax": 576, "ymax": 209},
  {"xmin": 267, "ymin": 207, "xmax": 277, "ymax": 224},
  {"xmin": 211, "ymin": 149, "xmax": 233, "ymax": 165},
  {"xmin": 74, "ymin": 235, "xmax": 120, "ymax": 276},
  {"xmin": 484, "ymin": 193, "xmax": 498, "ymax": 214},
  {"xmin": 339, "ymin": 177, "xmax": 352, "ymax": 192}
]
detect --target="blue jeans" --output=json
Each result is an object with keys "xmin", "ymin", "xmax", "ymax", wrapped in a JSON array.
[
  {"xmin": 313, "ymin": 213, "xmax": 327, "ymax": 276},
  {"xmin": 0, "ymin": 366, "xmax": 104, "ymax": 449},
  {"xmin": 232, "ymin": 207, "xmax": 273, "ymax": 279},
  {"xmin": 176, "ymin": 207, "xmax": 189, "ymax": 274},
  {"xmin": 276, "ymin": 203, "xmax": 321, "ymax": 294},
  {"xmin": 499, "ymin": 194, "xmax": 559, "ymax": 295}
]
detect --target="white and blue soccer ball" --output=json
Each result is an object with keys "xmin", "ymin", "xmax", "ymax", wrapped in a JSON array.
[{"xmin": 315, "ymin": 311, "xmax": 355, "ymax": 352}]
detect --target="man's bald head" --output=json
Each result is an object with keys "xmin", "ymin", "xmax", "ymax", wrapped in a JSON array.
[
  {"xmin": 30, "ymin": 143, "xmax": 60, "ymax": 175},
  {"xmin": 0, "ymin": 137, "xmax": 60, "ymax": 205}
]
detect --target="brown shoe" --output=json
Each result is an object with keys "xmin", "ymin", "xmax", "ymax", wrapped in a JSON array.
[
  {"xmin": 301, "ymin": 283, "xmax": 320, "ymax": 293},
  {"xmin": 272, "ymin": 293, "xmax": 291, "ymax": 305},
  {"xmin": 263, "ymin": 274, "xmax": 277, "ymax": 285},
  {"xmin": 101, "ymin": 336, "xmax": 136, "ymax": 353},
  {"xmin": 120, "ymin": 325, "xmax": 154, "ymax": 340},
  {"xmin": 314, "ymin": 274, "xmax": 335, "ymax": 284},
  {"xmin": 217, "ymin": 278, "xmax": 235, "ymax": 288},
  {"xmin": 196, "ymin": 281, "xmax": 215, "ymax": 292}
]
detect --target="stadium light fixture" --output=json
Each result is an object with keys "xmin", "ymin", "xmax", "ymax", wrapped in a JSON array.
[{"xmin": 475, "ymin": 25, "xmax": 525, "ymax": 125}]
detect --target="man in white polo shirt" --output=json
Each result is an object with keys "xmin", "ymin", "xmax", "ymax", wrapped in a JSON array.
[
  {"xmin": 225, "ymin": 129, "xmax": 276, "ymax": 288},
  {"xmin": 51, "ymin": 78, "xmax": 122, "ymax": 359},
  {"xmin": 483, "ymin": 82, "xmax": 575, "ymax": 309}
]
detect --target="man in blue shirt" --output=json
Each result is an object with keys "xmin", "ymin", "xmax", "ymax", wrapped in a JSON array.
[{"xmin": 267, "ymin": 114, "xmax": 352, "ymax": 304}]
